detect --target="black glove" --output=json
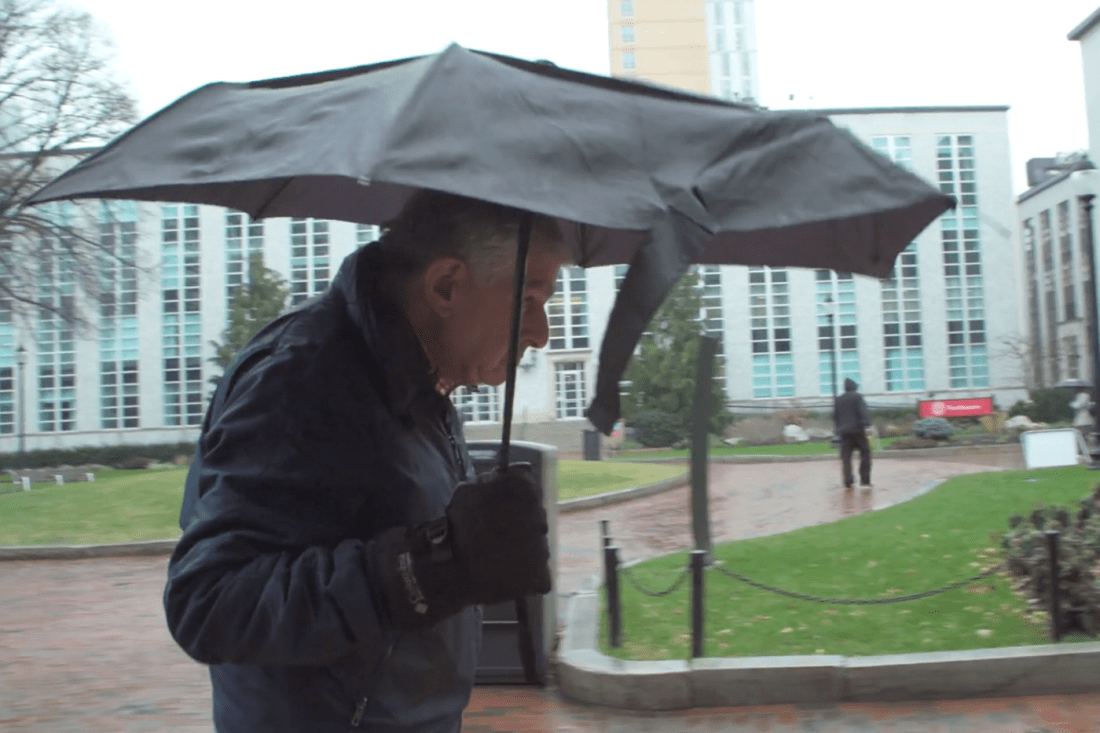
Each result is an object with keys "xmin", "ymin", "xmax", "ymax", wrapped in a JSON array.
[{"xmin": 372, "ymin": 463, "xmax": 551, "ymax": 631}]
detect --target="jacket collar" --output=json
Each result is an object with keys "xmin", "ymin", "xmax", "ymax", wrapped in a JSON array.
[{"xmin": 329, "ymin": 244, "xmax": 441, "ymax": 418}]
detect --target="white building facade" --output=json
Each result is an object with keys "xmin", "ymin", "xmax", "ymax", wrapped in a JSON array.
[
  {"xmin": 0, "ymin": 105, "xmax": 1024, "ymax": 453},
  {"xmin": 1017, "ymin": 164, "xmax": 1100, "ymax": 389}
]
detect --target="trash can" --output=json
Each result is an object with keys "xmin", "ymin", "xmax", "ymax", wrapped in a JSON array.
[
  {"xmin": 465, "ymin": 440, "xmax": 558, "ymax": 685},
  {"xmin": 583, "ymin": 429, "xmax": 601, "ymax": 461}
]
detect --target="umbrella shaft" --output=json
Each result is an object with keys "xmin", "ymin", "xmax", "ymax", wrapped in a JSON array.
[{"xmin": 499, "ymin": 214, "xmax": 534, "ymax": 470}]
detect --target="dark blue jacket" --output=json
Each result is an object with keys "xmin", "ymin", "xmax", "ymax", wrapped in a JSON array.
[{"xmin": 164, "ymin": 245, "xmax": 480, "ymax": 732}]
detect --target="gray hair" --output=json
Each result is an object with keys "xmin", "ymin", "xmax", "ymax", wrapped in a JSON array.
[{"xmin": 372, "ymin": 189, "xmax": 570, "ymax": 286}]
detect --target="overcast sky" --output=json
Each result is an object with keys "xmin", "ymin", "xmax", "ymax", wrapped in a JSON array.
[{"xmin": 73, "ymin": 0, "xmax": 1100, "ymax": 194}]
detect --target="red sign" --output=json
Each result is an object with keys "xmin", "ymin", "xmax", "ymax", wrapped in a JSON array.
[{"xmin": 918, "ymin": 397, "xmax": 994, "ymax": 418}]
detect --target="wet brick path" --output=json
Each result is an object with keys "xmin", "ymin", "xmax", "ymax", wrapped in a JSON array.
[{"xmin": 5, "ymin": 451, "xmax": 1100, "ymax": 732}]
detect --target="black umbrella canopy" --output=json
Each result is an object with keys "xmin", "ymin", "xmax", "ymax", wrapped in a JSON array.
[{"xmin": 29, "ymin": 43, "xmax": 954, "ymax": 432}]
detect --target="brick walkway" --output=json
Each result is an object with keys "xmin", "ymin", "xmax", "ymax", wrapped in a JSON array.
[{"xmin": 4, "ymin": 450, "xmax": 1099, "ymax": 732}]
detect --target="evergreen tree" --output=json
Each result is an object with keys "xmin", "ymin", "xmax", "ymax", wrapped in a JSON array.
[
  {"xmin": 209, "ymin": 253, "xmax": 289, "ymax": 386},
  {"xmin": 623, "ymin": 271, "xmax": 732, "ymax": 445}
]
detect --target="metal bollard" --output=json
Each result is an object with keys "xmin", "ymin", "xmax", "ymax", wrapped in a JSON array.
[
  {"xmin": 55, "ymin": 474, "xmax": 63, "ymax": 485},
  {"xmin": 86, "ymin": 473, "xmax": 94, "ymax": 482},
  {"xmin": 1045, "ymin": 530, "xmax": 1061, "ymax": 642},
  {"xmin": 690, "ymin": 550, "xmax": 706, "ymax": 658},
  {"xmin": 604, "ymin": 545, "xmax": 622, "ymax": 648},
  {"xmin": 601, "ymin": 519, "xmax": 611, "ymax": 548},
  {"xmin": 20, "ymin": 476, "xmax": 30, "ymax": 491}
]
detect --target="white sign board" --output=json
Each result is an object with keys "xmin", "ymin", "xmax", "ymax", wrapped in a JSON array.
[{"xmin": 1020, "ymin": 429, "xmax": 1082, "ymax": 469}]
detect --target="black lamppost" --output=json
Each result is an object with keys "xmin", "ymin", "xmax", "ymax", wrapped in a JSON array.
[
  {"xmin": 1075, "ymin": 187, "xmax": 1100, "ymax": 470},
  {"xmin": 822, "ymin": 295, "xmax": 839, "ymax": 434},
  {"xmin": 16, "ymin": 345, "xmax": 26, "ymax": 470}
]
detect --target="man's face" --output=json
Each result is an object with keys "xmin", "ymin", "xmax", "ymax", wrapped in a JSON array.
[{"xmin": 436, "ymin": 240, "xmax": 564, "ymax": 388}]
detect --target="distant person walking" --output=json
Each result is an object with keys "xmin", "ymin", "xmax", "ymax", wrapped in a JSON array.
[{"xmin": 834, "ymin": 378, "xmax": 872, "ymax": 489}]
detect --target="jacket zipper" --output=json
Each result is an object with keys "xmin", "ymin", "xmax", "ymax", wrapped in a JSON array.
[{"xmin": 350, "ymin": 697, "xmax": 368, "ymax": 727}]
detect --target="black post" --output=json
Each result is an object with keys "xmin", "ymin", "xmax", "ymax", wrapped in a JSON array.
[
  {"xmin": 690, "ymin": 336, "xmax": 718, "ymax": 555},
  {"xmin": 690, "ymin": 550, "xmax": 706, "ymax": 658},
  {"xmin": 1045, "ymin": 530, "xmax": 1061, "ymax": 643},
  {"xmin": 16, "ymin": 345, "xmax": 26, "ymax": 470},
  {"xmin": 600, "ymin": 519, "xmax": 611, "ymax": 548},
  {"xmin": 1078, "ymin": 194, "xmax": 1100, "ymax": 470},
  {"xmin": 604, "ymin": 545, "xmax": 622, "ymax": 648}
]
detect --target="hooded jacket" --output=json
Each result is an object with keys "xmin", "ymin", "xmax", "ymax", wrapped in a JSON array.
[
  {"xmin": 833, "ymin": 378, "xmax": 871, "ymax": 436},
  {"xmin": 164, "ymin": 244, "xmax": 480, "ymax": 732}
]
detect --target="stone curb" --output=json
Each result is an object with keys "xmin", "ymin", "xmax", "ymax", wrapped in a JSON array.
[
  {"xmin": 618, "ymin": 443, "xmax": 1022, "ymax": 464},
  {"xmin": 555, "ymin": 591, "xmax": 1100, "ymax": 710},
  {"xmin": 558, "ymin": 473, "xmax": 689, "ymax": 514},
  {"xmin": 0, "ymin": 538, "xmax": 179, "ymax": 561},
  {"xmin": 0, "ymin": 473, "xmax": 692, "ymax": 560}
]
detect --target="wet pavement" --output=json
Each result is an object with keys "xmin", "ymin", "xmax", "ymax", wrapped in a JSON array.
[{"xmin": 5, "ymin": 450, "xmax": 1099, "ymax": 732}]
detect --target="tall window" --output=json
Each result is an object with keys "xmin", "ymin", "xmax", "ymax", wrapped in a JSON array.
[
  {"xmin": 816, "ymin": 270, "xmax": 860, "ymax": 395},
  {"xmin": 1039, "ymin": 210, "xmax": 1058, "ymax": 384},
  {"xmin": 749, "ymin": 267, "xmax": 793, "ymax": 398},
  {"xmin": 1057, "ymin": 200, "xmax": 1076, "ymax": 321},
  {"xmin": 881, "ymin": 244, "xmax": 924, "ymax": 391},
  {"xmin": 870, "ymin": 136, "xmax": 913, "ymax": 171},
  {"xmin": 162, "ymin": 204, "xmax": 204, "ymax": 426},
  {"xmin": 99, "ymin": 201, "xmax": 140, "ymax": 429},
  {"xmin": 290, "ymin": 218, "xmax": 331, "ymax": 305},
  {"xmin": 1081, "ymin": 199, "xmax": 1098, "ymax": 384},
  {"xmin": 225, "ymin": 212, "xmax": 264, "ymax": 307},
  {"xmin": 555, "ymin": 361, "xmax": 587, "ymax": 418},
  {"xmin": 620, "ymin": 0, "xmax": 634, "ymax": 17},
  {"xmin": 356, "ymin": 223, "xmax": 381, "ymax": 248},
  {"xmin": 1023, "ymin": 220, "xmax": 1042, "ymax": 387},
  {"xmin": 451, "ymin": 385, "xmax": 500, "ymax": 423},
  {"xmin": 1065, "ymin": 335, "xmax": 1081, "ymax": 380},
  {"xmin": 548, "ymin": 267, "xmax": 589, "ymax": 350},
  {"xmin": 937, "ymin": 134, "xmax": 988, "ymax": 388},
  {"xmin": 36, "ymin": 237, "xmax": 77, "ymax": 432},
  {"xmin": 613, "ymin": 264, "xmax": 628, "ymax": 291},
  {"xmin": 696, "ymin": 265, "xmax": 725, "ymax": 382},
  {"xmin": 622, "ymin": 51, "xmax": 636, "ymax": 70},
  {"xmin": 0, "ymin": 294, "xmax": 12, "ymax": 435},
  {"xmin": 621, "ymin": 25, "xmax": 634, "ymax": 43}
]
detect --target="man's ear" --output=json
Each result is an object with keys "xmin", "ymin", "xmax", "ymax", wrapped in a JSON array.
[{"xmin": 421, "ymin": 257, "xmax": 468, "ymax": 317}]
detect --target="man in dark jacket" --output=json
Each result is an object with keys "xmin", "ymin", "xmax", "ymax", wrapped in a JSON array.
[
  {"xmin": 164, "ymin": 191, "xmax": 567, "ymax": 732},
  {"xmin": 833, "ymin": 377, "xmax": 872, "ymax": 489}
]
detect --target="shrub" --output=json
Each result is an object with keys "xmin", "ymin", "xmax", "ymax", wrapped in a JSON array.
[
  {"xmin": 0, "ymin": 442, "xmax": 195, "ymax": 471},
  {"xmin": 889, "ymin": 436, "xmax": 941, "ymax": 450},
  {"xmin": 911, "ymin": 417, "xmax": 955, "ymax": 440},
  {"xmin": 631, "ymin": 411, "xmax": 687, "ymax": 448},
  {"xmin": 1008, "ymin": 387, "xmax": 1075, "ymax": 424},
  {"xmin": 1001, "ymin": 485, "xmax": 1100, "ymax": 636}
]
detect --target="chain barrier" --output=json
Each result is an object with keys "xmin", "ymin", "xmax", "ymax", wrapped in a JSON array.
[
  {"xmin": 709, "ymin": 561, "xmax": 1006, "ymax": 605},
  {"xmin": 620, "ymin": 564, "xmax": 690, "ymax": 597}
]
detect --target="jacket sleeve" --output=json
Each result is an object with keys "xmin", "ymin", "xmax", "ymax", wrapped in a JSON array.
[
  {"xmin": 858, "ymin": 396, "xmax": 872, "ymax": 429},
  {"xmin": 163, "ymin": 344, "xmax": 397, "ymax": 667}
]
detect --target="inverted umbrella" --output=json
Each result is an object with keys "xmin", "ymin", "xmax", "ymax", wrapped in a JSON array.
[
  {"xmin": 29, "ymin": 42, "xmax": 953, "ymax": 435},
  {"xmin": 29, "ymin": 44, "xmax": 953, "ymax": 684}
]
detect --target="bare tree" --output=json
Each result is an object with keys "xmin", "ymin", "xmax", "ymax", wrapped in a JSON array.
[
  {"xmin": 0, "ymin": 0, "xmax": 136, "ymax": 327},
  {"xmin": 993, "ymin": 332, "xmax": 1045, "ymax": 391}
]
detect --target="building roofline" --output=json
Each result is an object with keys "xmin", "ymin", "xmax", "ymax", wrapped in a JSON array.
[
  {"xmin": 1068, "ymin": 6, "xmax": 1100, "ymax": 41},
  {"xmin": 1016, "ymin": 160, "xmax": 1096, "ymax": 204},
  {"xmin": 788, "ymin": 105, "xmax": 1009, "ymax": 115}
]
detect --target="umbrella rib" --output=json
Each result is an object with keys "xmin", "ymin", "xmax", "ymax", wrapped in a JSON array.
[{"xmin": 252, "ymin": 177, "xmax": 298, "ymax": 220}]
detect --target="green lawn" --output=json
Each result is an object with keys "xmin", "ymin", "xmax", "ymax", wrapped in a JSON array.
[
  {"xmin": 602, "ymin": 466, "xmax": 1098, "ymax": 661},
  {"xmin": 612, "ymin": 437, "xmax": 906, "ymax": 460},
  {"xmin": 0, "ymin": 468, "xmax": 188, "ymax": 546},
  {"xmin": 0, "ymin": 460, "xmax": 683, "ymax": 545},
  {"xmin": 557, "ymin": 460, "xmax": 683, "ymax": 501}
]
